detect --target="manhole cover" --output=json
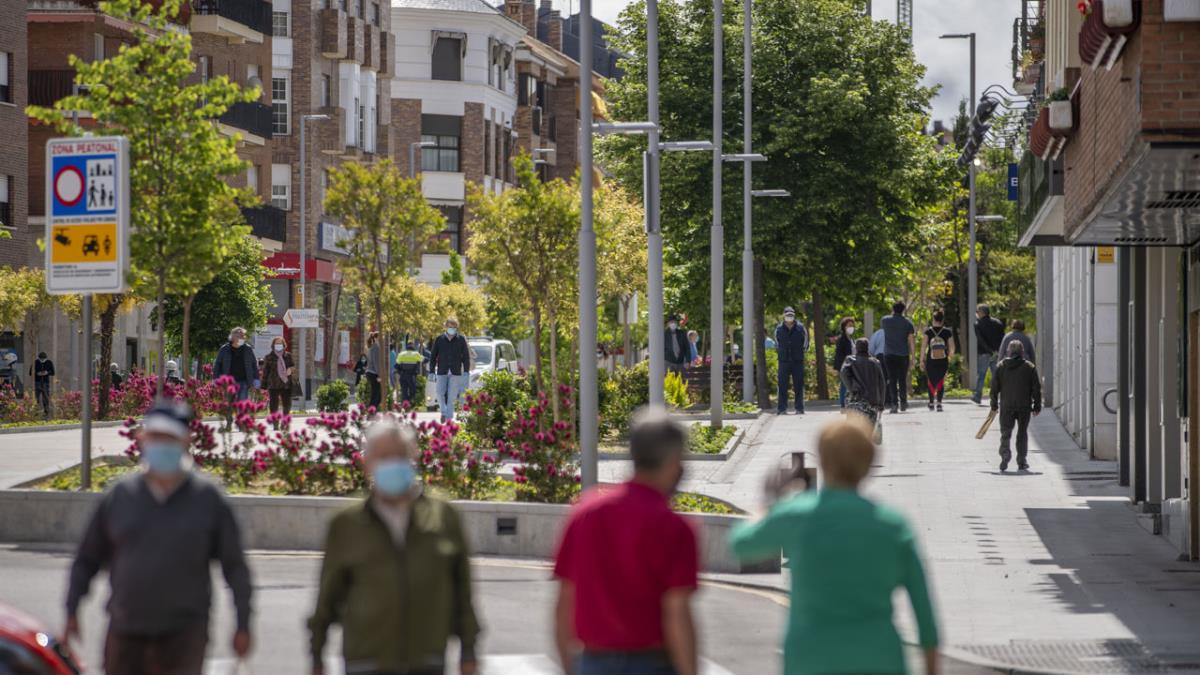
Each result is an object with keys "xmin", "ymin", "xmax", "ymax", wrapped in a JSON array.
[{"xmin": 956, "ymin": 640, "xmax": 1193, "ymax": 673}]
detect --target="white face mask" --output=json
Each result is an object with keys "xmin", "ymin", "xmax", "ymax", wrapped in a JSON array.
[
  {"xmin": 784, "ymin": 316, "xmax": 795, "ymax": 325},
  {"xmin": 232, "ymin": 338, "xmax": 243, "ymax": 348},
  {"xmin": 274, "ymin": 344, "xmax": 284, "ymax": 353},
  {"xmin": 847, "ymin": 326, "xmax": 856, "ymax": 335},
  {"xmin": 668, "ymin": 323, "xmax": 678, "ymax": 331}
]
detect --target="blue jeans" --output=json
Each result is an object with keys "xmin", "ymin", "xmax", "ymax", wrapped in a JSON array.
[
  {"xmin": 838, "ymin": 380, "xmax": 847, "ymax": 407},
  {"xmin": 777, "ymin": 360, "xmax": 805, "ymax": 413},
  {"xmin": 578, "ymin": 652, "xmax": 675, "ymax": 675},
  {"xmin": 434, "ymin": 373, "xmax": 464, "ymax": 421},
  {"xmin": 235, "ymin": 380, "xmax": 251, "ymax": 401},
  {"xmin": 974, "ymin": 353, "xmax": 997, "ymax": 401}
]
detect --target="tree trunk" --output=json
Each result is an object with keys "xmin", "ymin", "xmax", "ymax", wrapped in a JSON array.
[
  {"xmin": 812, "ymin": 288, "xmax": 829, "ymax": 400},
  {"xmin": 376, "ymin": 303, "xmax": 389, "ymax": 409},
  {"xmin": 326, "ymin": 285, "xmax": 341, "ymax": 381},
  {"xmin": 97, "ymin": 297, "xmax": 121, "ymax": 420},
  {"xmin": 621, "ymin": 295, "xmax": 632, "ymax": 368},
  {"xmin": 181, "ymin": 295, "xmax": 194, "ymax": 380},
  {"xmin": 549, "ymin": 310, "xmax": 560, "ymax": 423},
  {"xmin": 155, "ymin": 279, "xmax": 166, "ymax": 397},
  {"xmin": 531, "ymin": 305, "xmax": 544, "ymax": 397},
  {"xmin": 754, "ymin": 258, "xmax": 769, "ymax": 410}
]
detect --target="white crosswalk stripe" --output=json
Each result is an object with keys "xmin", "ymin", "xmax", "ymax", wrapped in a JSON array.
[{"xmin": 206, "ymin": 654, "xmax": 737, "ymax": 675}]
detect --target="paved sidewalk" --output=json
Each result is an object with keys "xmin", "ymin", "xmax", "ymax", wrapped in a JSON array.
[{"xmin": 699, "ymin": 401, "xmax": 1200, "ymax": 674}]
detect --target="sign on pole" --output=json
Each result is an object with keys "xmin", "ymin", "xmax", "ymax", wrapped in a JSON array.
[
  {"xmin": 284, "ymin": 308, "xmax": 319, "ymax": 328},
  {"xmin": 1007, "ymin": 162, "xmax": 1019, "ymax": 201},
  {"xmin": 44, "ymin": 136, "xmax": 130, "ymax": 294}
]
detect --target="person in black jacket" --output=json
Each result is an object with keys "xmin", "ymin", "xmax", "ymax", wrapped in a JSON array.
[
  {"xmin": 31, "ymin": 351, "xmax": 55, "ymax": 417},
  {"xmin": 990, "ymin": 341, "xmax": 1042, "ymax": 472},
  {"xmin": 664, "ymin": 315, "xmax": 690, "ymax": 374},
  {"xmin": 840, "ymin": 338, "xmax": 886, "ymax": 427},
  {"xmin": 775, "ymin": 307, "xmax": 809, "ymax": 415},
  {"xmin": 973, "ymin": 304, "xmax": 1005, "ymax": 405},
  {"xmin": 833, "ymin": 317, "xmax": 856, "ymax": 408},
  {"xmin": 429, "ymin": 318, "xmax": 471, "ymax": 421}
]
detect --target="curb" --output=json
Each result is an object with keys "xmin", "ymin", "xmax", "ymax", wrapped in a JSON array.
[
  {"xmin": 0, "ymin": 413, "xmax": 325, "ymax": 435},
  {"xmin": 599, "ymin": 425, "xmax": 748, "ymax": 463}
]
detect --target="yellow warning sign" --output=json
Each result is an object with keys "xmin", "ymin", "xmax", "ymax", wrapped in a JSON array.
[
  {"xmin": 1096, "ymin": 246, "xmax": 1115, "ymax": 264},
  {"xmin": 49, "ymin": 223, "xmax": 119, "ymax": 264}
]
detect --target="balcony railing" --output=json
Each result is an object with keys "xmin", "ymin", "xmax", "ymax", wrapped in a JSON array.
[
  {"xmin": 1011, "ymin": 0, "xmax": 1043, "ymax": 92},
  {"xmin": 1018, "ymin": 150, "xmax": 1062, "ymax": 231},
  {"xmin": 192, "ymin": 0, "xmax": 271, "ymax": 36},
  {"xmin": 242, "ymin": 205, "xmax": 286, "ymax": 242},
  {"xmin": 219, "ymin": 101, "xmax": 273, "ymax": 139},
  {"xmin": 28, "ymin": 70, "xmax": 75, "ymax": 107}
]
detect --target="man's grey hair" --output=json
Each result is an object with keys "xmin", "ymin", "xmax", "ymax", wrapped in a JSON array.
[
  {"xmin": 229, "ymin": 327, "xmax": 247, "ymax": 341},
  {"xmin": 364, "ymin": 418, "xmax": 419, "ymax": 457},
  {"xmin": 1008, "ymin": 340, "xmax": 1025, "ymax": 358},
  {"xmin": 628, "ymin": 407, "xmax": 687, "ymax": 471}
]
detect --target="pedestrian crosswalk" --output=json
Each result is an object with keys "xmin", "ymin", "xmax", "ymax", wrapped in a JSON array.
[{"xmin": 206, "ymin": 654, "xmax": 737, "ymax": 675}]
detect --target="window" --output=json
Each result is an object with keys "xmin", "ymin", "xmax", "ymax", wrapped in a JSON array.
[
  {"xmin": 357, "ymin": 0, "xmax": 364, "ymax": 18},
  {"xmin": 197, "ymin": 55, "xmax": 210, "ymax": 85},
  {"xmin": 356, "ymin": 99, "xmax": 364, "ymax": 148},
  {"xmin": 371, "ymin": 2, "xmax": 380, "ymax": 25},
  {"xmin": 271, "ymin": 77, "xmax": 289, "ymax": 134},
  {"xmin": 93, "ymin": 33, "xmax": 104, "ymax": 61},
  {"xmin": 0, "ymin": 52, "xmax": 10, "ymax": 104},
  {"xmin": 431, "ymin": 37, "xmax": 462, "ymax": 81},
  {"xmin": 271, "ymin": 164, "xmax": 290, "ymax": 210},
  {"xmin": 484, "ymin": 123, "xmax": 493, "ymax": 178},
  {"xmin": 321, "ymin": 74, "xmax": 332, "ymax": 108},
  {"xmin": 518, "ymin": 74, "xmax": 534, "ymax": 106},
  {"xmin": 437, "ymin": 205, "xmax": 462, "ymax": 253},
  {"xmin": 0, "ymin": 176, "xmax": 11, "ymax": 228},
  {"xmin": 421, "ymin": 115, "xmax": 461, "ymax": 172},
  {"xmin": 246, "ymin": 164, "xmax": 259, "ymax": 196},
  {"xmin": 319, "ymin": 170, "xmax": 328, "ymax": 208},
  {"xmin": 272, "ymin": 11, "xmax": 289, "ymax": 37}
]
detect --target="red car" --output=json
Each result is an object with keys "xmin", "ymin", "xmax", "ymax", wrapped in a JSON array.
[{"xmin": 0, "ymin": 603, "xmax": 80, "ymax": 674}]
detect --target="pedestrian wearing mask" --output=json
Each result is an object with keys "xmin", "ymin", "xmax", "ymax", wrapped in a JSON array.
[
  {"xmin": 66, "ymin": 401, "xmax": 253, "ymax": 674},
  {"xmin": 664, "ymin": 315, "xmax": 689, "ymax": 374},
  {"xmin": 775, "ymin": 307, "xmax": 809, "ymax": 415},
  {"xmin": 261, "ymin": 336, "xmax": 296, "ymax": 416},
  {"xmin": 429, "ymin": 318, "xmax": 471, "ymax": 421},
  {"xmin": 920, "ymin": 311, "xmax": 956, "ymax": 412},
  {"xmin": 213, "ymin": 326, "xmax": 259, "ymax": 403},
  {"xmin": 730, "ymin": 416, "xmax": 940, "ymax": 675},
  {"xmin": 686, "ymin": 330, "xmax": 700, "ymax": 366},
  {"xmin": 832, "ymin": 318, "xmax": 856, "ymax": 408},
  {"xmin": 309, "ymin": 419, "xmax": 480, "ymax": 675},
  {"xmin": 31, "ymin": 351, "xmax": 55, "ymax": 418},
  {"xmin": 395, "ymin": 342, "xmax": 424, "ymax": 409},
  {"xmin": 554, "ymin": 409, "xmax": 698, "ymax": 675}
]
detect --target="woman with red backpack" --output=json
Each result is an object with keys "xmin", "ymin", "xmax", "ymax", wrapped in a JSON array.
[{"xmin": 920, "ymin": 310, "xmax": 956, "ymax": 411}]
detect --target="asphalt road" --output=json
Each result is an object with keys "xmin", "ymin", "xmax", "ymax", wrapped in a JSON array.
[{"xmin": 0, "ymin": 546, "xmax": 787, "ymax": 675}]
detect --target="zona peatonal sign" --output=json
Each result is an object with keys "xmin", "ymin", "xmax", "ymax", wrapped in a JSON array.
[{"xmin": 44, "ymin": 136, "xmax": 131, "ymax": 295}]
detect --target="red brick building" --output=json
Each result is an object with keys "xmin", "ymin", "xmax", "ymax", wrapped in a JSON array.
[{"xmin": 0, "ymin": 0, "xmax": 29, "ymax": 268}]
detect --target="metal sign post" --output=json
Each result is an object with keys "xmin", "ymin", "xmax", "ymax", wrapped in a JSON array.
[{"xmin": 45, "ymin": 136, "xmax": 130, "ymax": 490}]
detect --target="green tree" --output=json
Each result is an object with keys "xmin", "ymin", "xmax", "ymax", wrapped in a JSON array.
[
  {"xmin": 28, "ymin": 0, "xmax": 257, "ymax": 393},
  {"xmin": 382, "ymin": 275, "xmax": 439, "ymax": 339},
  {"xmin": 325, "ymin": 160, "xmax": 444, "ymax": 405},
  {"xmin": 156, "ymin": 235, "xmax": 273, "ymax": 367},
  {"xmin": 441, "ymin": 251, "xmax": 466, "ymax": 285},
  {"xmin": 601, "ymin": 0, "xmax": 951, "ymax": 399}
]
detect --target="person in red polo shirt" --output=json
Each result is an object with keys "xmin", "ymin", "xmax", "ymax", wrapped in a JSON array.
[{"xmin": 553, "ymin": 409, "xmax": 699, "ymax": 675}]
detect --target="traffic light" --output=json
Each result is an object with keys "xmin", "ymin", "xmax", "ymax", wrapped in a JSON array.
[{"xmin": 957, "ymin": 95, "xmax": 999, "ymax": 168}]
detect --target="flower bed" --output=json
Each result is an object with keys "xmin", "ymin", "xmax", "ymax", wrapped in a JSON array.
[{"xmin": 687, "ymin": 423, "xmax": 738, "ymax": 455}]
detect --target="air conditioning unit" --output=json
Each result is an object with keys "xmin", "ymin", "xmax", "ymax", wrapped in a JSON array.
[{"xmin": 1164, "ymin": 0, "xmax": 1200, "ymax": 21}]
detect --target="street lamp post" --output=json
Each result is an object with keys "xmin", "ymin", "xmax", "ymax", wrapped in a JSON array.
[
  {"xmin": 299, "ymin": 113, "xmax": 330, "ymax": 409},
  {"xmin": 741, "ymin": 0, "xmax": 754, "ymax": 405},
  {"xmin": 579, "ymin": 0, "xmax": 598, "ymax": 488},
  {"xmin": 647, "ymin": 0, "xmax": 664, "ymax": 409},
  {"xmin": 711, "ymin": 0, "xmax": 724, "ymax": 428},
  {"xmin": 940, "ymin": 32, "xmax": 976, "ymax": 388}
]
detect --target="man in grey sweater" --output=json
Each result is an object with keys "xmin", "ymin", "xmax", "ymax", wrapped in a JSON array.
[{"xmin": 65, "ymin": 401, "xmax": 253, "ymax": 674}]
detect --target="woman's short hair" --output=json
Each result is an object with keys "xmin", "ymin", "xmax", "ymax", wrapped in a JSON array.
[
  {"xmin": 272, "ymin": 336, "xmax": 287, "ymax": 349},
  {"xmin": 818, "ymin": 417, "xmax": 876, "ymax": 486},
  {"xmin": 839, "ymin": 316, "xmax": 855, "ymax": 332},
  {"xmin": 932, "ymin": 310, "xmax": 944, "ymax": 323},
  {"xmin": 854, "ymin": 337, "xmax": 870, "ymax": 354}
]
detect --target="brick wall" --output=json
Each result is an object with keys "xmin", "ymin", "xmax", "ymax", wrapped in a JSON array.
[
  {"xmin": 548, "ymin": 78, "xmax": 577, "ymax": 182},
  {"xmin": 0, "ymin": 0, "xmax": 28, "ymax": 268},
  {"xmin": 1062, "ymin": 0, "xmax": 1200, "ymax": 236},
  {"xmin": 392, "ymin": 98, "xmax": 421, "ymax": 175}
]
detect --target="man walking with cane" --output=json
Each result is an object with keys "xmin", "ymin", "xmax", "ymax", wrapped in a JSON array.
[{"xmin": 990, "ymin": 341, "xmax": 1042, "ymax": 472}]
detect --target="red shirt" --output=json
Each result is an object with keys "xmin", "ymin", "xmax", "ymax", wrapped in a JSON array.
[{"xmin": 553, "ymin": 481, "xmax": 699, "ymax": 651}]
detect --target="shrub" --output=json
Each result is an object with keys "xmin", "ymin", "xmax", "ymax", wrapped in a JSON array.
[
  {"xmin": 688, "ymin": 423, "xmax": 736, "ymax": 454},
  {"xmin": 505, "ymin": 392, "xmax": 580, "ymax": 503},
  {"xmin": 413, "ymin": 417, "xmax": 500, "ymax": 500},
  {"xmin": 665, "ymin": 371, "xmax": 691, "ymax": 410},
  {"xmin": 606, "ymin": 361, "xmax": 650, "ymax": 435},
  {"xmin": 355, "ymin": 375, "xmax": 371, "ymax": 406},
  {"xmin": 316, "ymin": 380, "xmax": 350, "ymax": 412},
  {"xmin": 460, "ymin": 369, "xmax": 533, "ymax": 447}
]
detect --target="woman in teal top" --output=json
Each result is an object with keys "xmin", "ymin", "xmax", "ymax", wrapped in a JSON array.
[{"xmin": 730, "ymin": 417, "xmax": 940, "ymax": 675}]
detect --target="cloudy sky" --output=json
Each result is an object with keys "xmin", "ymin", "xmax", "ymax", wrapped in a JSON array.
[{"xmin": 549, "ymin": 0, "xmax": 1021, "ymax": 125}]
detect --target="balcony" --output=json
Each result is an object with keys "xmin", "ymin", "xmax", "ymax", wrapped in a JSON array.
[
  {"xmin": 1079, "ymin": 0, "xmax": 1139, "ymax": 69},
  {"xmin": 346, "ymin": 16, "xmax": 365, "ymax": 64},
  {"xmin": 1011, "ymin": 0, "xmax": 1043, "ymax": 95},
  {"xmin": 191, "ymin": 0, "xmax": 271, "ymax": 44},
  {"xmin": 243, "ymin": 205, "xmax": 286, "ymax": 242},
  {"xmin": 218, "ymin": 101, "xmax": 273, "ymax": 143},
  {"xmin": 319, "ymin": 8, "xmax": 347, "ymax": 59},
  {"xmin": 1017, "ymin": 150, "xmax": 1064, "ymax": 240},
  {"xmin": 28, "ymin": 70, "xmax": 74, "ymax": 107},
  {"xmin": 363, "ymin": 23, "xmax": 381, "ymax": 71}
]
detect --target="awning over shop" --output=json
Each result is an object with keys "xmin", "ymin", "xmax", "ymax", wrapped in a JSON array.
[{"xmin": 262, "ymin": 252, "xmax": 342, "ymax": 284}]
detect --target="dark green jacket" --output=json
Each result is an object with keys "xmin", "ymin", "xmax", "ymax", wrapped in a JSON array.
[
  {"xmin": 990, "ymin": 356, "xmax": 1042, "ymax": 413},
  {"xmin": 308, "ymin": 494, "xmax": 480, "ymax": 672}
]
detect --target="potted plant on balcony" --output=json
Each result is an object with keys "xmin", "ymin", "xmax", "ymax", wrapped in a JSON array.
[
  {"xmin": 1046, "ymin": 87, "xmax": 1073, "ymax": 134},
  {"xmin": 1028, "ymin": 22, "xmax": 1045, "ymax": 59}
]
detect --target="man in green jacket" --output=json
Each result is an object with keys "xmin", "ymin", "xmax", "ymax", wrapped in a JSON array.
[
  {"xmin": 990, "ymin": 340, "xmax": 1043, "ymax": 472},
  {"xmin": 308, "ymin": 419, "xmax": 480, "ymax": 675}
]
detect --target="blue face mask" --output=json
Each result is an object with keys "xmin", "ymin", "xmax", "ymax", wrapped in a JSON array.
[
  {"xmin": 143, "ymin": 441, "xmax": 185, "ymax": 475},
  {"xmin": 446, "ymin": 327, "xmax": 458, "ymax": 337},
  {"xmin": 373, "ymin": 459, "xmax": 417, "ymax": 497}
]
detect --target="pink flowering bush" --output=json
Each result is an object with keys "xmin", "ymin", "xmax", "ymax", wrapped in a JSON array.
[
  {"xmin": 505, "ymin": 391, "xmax": 580, "ymax": 503},
  {"xmin": 413, "ymin": 416, "xmax": 500, "ymax": 500}
]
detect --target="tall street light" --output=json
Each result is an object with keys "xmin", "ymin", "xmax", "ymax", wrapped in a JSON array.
[
  {"xmin": 711, "ymin": 0, "xmax": 724, "ymax": 428},
  {"xmin": 299, "ymin": 112, "xmax": 330, "ymax": 409},
  {"xmin": 579, "ymin": 0, "xmax": 598, "ymax": 488},
  {"xmin": 940, "ymin": 32, "xmax": 976, "ymax": 387},
  {"xmin": 647, "ymin": 0, "xmax": 664, "ymax": 409}
]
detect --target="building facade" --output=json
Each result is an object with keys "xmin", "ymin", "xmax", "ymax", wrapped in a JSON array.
[
  {"xmin": 0, "ymin": 0, "xmax": 29, "ymax": 269},
  {"xmin": 1019, "ymin": 0, "xmax": 1200, "ymax": 559}
]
